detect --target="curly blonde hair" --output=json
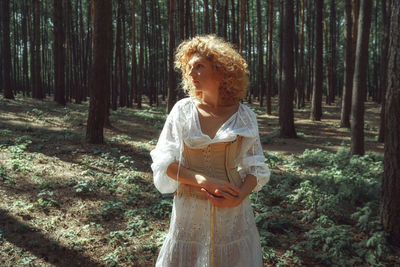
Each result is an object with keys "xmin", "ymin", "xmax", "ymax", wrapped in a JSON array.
[{"xmin": 174, "ymin": 35, "xmax": 249, "ymax": 105}]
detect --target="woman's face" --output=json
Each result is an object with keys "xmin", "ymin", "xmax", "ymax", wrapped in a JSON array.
[{"xmin": 187, "ymin": 54, "xmax": 222, "ymax": 95}]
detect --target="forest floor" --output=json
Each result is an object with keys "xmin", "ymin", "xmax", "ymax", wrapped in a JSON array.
[{"xmin": 0, "ymin": 94, "xmax": 398, "ymax": 267}]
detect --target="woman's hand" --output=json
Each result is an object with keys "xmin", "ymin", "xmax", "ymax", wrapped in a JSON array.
[
  {"xmin": 197, "ymin": 176, "xmax": 241, "ymax": 199},
  {"xmin": 199, "ymin": 174, "xmax": 257, "ymax": 208},
  {"xmin": 201, "ymin": 187, "xmax": 245, "ymax": 208}
]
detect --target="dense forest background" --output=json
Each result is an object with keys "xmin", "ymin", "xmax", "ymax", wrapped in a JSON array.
[
  {"xmin": 1, "ymin": 0, "xmax": 400, "ymax": 266},
  {"xmin": 0, "ymin": 0, "xmax": 390, "ymax": 108}
]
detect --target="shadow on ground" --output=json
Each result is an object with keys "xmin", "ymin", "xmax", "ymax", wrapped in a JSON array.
[{"xmin": 0, "ymin": 208, "xmax": 104, "ymax": 267}]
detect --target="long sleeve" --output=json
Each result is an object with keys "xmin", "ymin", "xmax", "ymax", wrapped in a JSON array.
[
  {"xmin": 150, "ymin": 103, "xmax": 183, "ymax": 194},
  {"xmin": 237, "ymin": 110, "xmax": 270, "ymax": 192}
]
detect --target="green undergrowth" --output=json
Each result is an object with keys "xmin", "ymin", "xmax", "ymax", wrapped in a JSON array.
[
  {"xmin": 0, "ymin": 98, "xmax": 396, "ymax": 266},
  {"xmin": 253, "ymin": 146, "xmax": 390, "ymax": 266},
  {"xmin": 130, "ymin": 106, "xmax": 167, "ymax": 130},
  {"xmin": 0, "ymin": 129, "xmax": 171, "ymax": 266}
]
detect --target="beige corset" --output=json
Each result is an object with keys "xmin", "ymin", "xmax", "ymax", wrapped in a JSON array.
[{"xmin": 176, "ymin": 136, "xmax": 243, "ymax": 200}]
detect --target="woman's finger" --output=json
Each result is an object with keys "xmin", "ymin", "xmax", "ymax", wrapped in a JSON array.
[
  {"xmin": 225, "ymin": 183, "xmax": 240, "ymax": 197},
  {"xmin": 215, "ymin": 186, "xmax": 237, "ymax": 198},
  {"xmin": 224, "ymin": 182, "xmax": 241, "ymax": 194},
  {"xmin": 214, "ymin": 189, "xmax": 234, "ymax": 200},
  {"xmin": 206, "ymin": 191, "xmax": 221, "ymax": 205}
]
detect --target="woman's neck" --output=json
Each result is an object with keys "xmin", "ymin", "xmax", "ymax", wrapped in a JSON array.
[{"xmin": 200, "ymin": 91, "xmax": 220, "ymax": 108}]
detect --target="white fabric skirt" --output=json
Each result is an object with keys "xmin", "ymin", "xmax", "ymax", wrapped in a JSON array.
[{"xmin": 156, "ymin": 196, "xmax": 263, "ymax": 267}]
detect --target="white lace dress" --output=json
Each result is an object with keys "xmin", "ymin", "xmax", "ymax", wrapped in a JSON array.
[{"xmin": 150, "ymin": 98, "xmax": 270, "ymax": 267}]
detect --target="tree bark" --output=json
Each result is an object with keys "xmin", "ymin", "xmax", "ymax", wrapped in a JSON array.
[
  {"xmin": 1, "ymin": 0, "xmax": 14, "ymax": 99},
  {"xmin": 86, "ymin": 0, "xmax": 112, "ymax": 144},
  {"xmin": 381, "ymin": 0, "xmax": 400, "ymax": 246},
  {"xmin": 166, "ymin": 0, "xmax": 176, "ymax": 113},
  {"xmin": 305, "ymin": 0, "xmax": 314, "ymax": 102},
  {"xmin": 350, "ymin": 0, "xmax": 372, "ymax": 156},
  {"xmin": 32, "ymin": 0, "xmax": 44, "ymax": 99},
  {"xmin": 120, "ymin": 1, "xmax": 128, "ymax": 107},
  {"xmin": 223, "ymin": 0, "xmax": 228, "ymax": 39},
  {"xmin": 239, "ymin": 0, "xmax": 246, "ymax": 54},
  {"xmin": 323, "ymin": 7, "xmax": 331, "ymax": 105},
  {"xmin": 64, "ymin": 1, "xmax": 71, "ymax": 102},
  {"xmin": 53, "ymin": 0, "xmax": 65, "ymax": 105},
  {"xmin": 29, "ymin": 1, "xmax": 34, "ymax": 97},
  {"xmin": 256, "ymin": 0, "xmax": 264, "ymax": 107},
  {"xmin": 22, "ymin": 1, "xmax": 29, "ymax": 96},
  {"xmin": 297, "ymin": 0, "xmax": 305, "ymax": 109},
  {"xmin": 130, "ymin": 0, "xmax": 137, "ymax": 107},
  {"xmin": 266, "ymin": 0, "xmax": 274, "ymax": 115},
  {"xmin": 330, "ymin": 0, "xmax": 337, "ymax": 103},
  {"xmin": 204, "ymin": 0, "xmax": 209, "ymax": 33},
  {"xmin": 113, "ymin": 0, "xmax": 121, "ymax": 110},
  {"xmin": 278, "ymin": 0, "xmax": 283, "ymax": 100},
  {"xmin": 378, "ymin": 0, "xmax": 391, "ymax": 142},
  {"xmin": 179, "ymin": 0, "xmax": 185, "ymax": 40},
  {"xmin": 137, "ymin": 0, "xmax": 145, "ymax": 109},
  {"xmin": 340, "ymin": 0, "xmax": 353, "ymax": 127},
  {"xmin": 231, "ymin": 0, "xmax": 236, "ymax": 45},
  {"xmin": 279, "ymin": 0, "xmax": 297, "ymax": 138},
  {"xmin": 310, "ymin": 0, "xmax": 323, "ymax": 121},
  {"xmin": 185, "ymin": 0, "xmax": 191, "ymax": 38},
  {"xmin": 192, "ymin": 0, "xmax": 196, "ymax": 36},
  {"xmin": 211, "ymin": 0, "xmax": 216, "ymax": 34}
]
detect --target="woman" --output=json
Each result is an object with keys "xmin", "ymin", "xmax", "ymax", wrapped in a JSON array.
[{"xmin": 150, "ymin": 35, "xmax": 270, "ymax": 267}]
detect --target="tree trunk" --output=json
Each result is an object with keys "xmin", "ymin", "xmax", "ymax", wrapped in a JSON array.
[
  {"xmin": 148, "ymin": 0, "xmax": 156, "ymax": 106},
  {"xmin": 266, "ymin": 0, "xmax": 273, "ymax": 115},
  {"xmin": 306, "ymin": 0, "xmax": 314, "ymax": 102},
  {"xmin": 310, "ymin": 0, "xmax": 323, "ymax": 121},
  {"xmin": 130, "ymin": 0, "xmax": 137, "ymax": 107},
  {"xmin": 192, "ymin": 0, "xmax": 196, "ymax": 36},
  {"xmin": 179, "ymin": 0, "xmax": 184, "ymax": 40},
  {"xmin": 381, "ymin": 0, "xmax": 400, "ymax": 246},
  {"xmin": 185, "ymin": 0, "xmax": 191, "ymax": 38},
  {"xmin": 22, "ymin": 1, "xmax": 29, "ymax": 96},
  {"xmin": 1, "ymin": 0, "xmax": 14, "ymax": 99},
  {"xmin": 53, "ymin": 0, "xmax": 66, "ymax": 105},
  {"xmin": 12, "ymin": 1, "xmax": 18, "ymax": 96},
  {"xmin": 323, "ymin": 7, "xmax": 331, "ymax": 105},
  {"xmin": 278, "ymin": 0, "xmax": 283, "ymax": 100},
  {"xmin": 279, "ymin": 0, "xmax": 297, "ymax": 138},
  {"xmin": 350, "ymin": 0, "xmax": 372, "ymax": 156},
  {"xmin": 86, "ymin": 0, "xmax": 112, "ymax": 144},
  {"xmin": 246, "ymin": 0, "xmax": 252, "ymax": 103},
  {"xmin": 330, "ymin": 0, "xmax": 337, "ymax": 103},
  {"xmin": 113, "ymin": 0, "xmax": 121, "ymax": 110},
  {"xmin": 239, "ymin": 0, "xmax": 246, "ymax": 54},
  {"xmin": 166, "ymin": 0, "xmax": 176, "ymax": 113},
  {"xmin": 29, "ymin": 1, "xmax": 34, "ymax": 97},
  {"xmin": 211, "ymin": 0, "xmax": 216, "ymax": 34},
  {"xmin": 65, "ymin": 1, "xmax": 71, "ymax": 102},
  {"xmin": 256, "ymin": 0, "xmax": 264, "ymax": 107},
  {"xmin": 120, "ymin": 2, "xmax": 128, "ymax": 107},
  {"xmin": 231, "ymin": 0, "xmax": 236, "ymax": 45},
  {"xmin": 340, "ymin": 0, "xmax": 353, "ymax": 128},
  {"xmin": 297, "ymin": 0, "xmax": 305, "ymax": 109},
  {"xmin": 138, "ymin": 0, "xmax": 145, "ymax": 109},
  {"xmin": 70, "ymin": 3, "xmax": 81, "ymax": 104},
  {"xmin": 223, "ymin": 0, "xmax": 228, "ymax": 38},
  {"xmin": 80, "ymin": 0, "xmax": 89, "ymax": 102},
  {"xmin": 33, "ymin": 0, "xmax": 43, "ymax": 99},
  {"xmin": 204, "ymin": 0, "xmax": 209, "ymax": 33},
  {"xmin": 378, "ymin": 0, "xmax": 391, "ymax": 143}
]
